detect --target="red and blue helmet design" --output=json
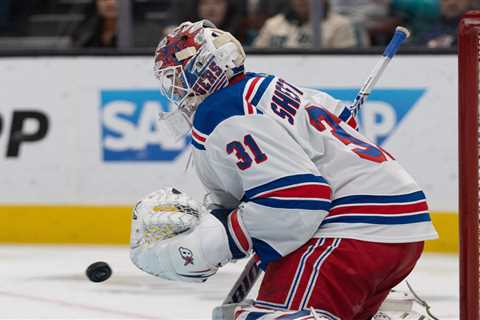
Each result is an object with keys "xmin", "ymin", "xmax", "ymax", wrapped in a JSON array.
[
  {"xmin": 154, "ymin": 20, "xmax": 246, "ymax": 110},
  {"xmin": 154, "ymin": 24, "xmax": 203, "ymax": 69}
]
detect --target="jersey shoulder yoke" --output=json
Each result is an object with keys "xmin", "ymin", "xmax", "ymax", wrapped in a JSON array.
[{"xmin": 191, "ymin": 72, "xmax": 273, "ymax": 149}]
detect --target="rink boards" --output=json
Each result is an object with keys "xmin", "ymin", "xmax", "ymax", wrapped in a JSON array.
[{"xmin": 0, "ymin": 55, "xmax": 458, "ymax": 252}]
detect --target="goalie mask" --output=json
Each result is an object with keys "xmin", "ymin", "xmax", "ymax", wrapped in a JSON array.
[{"xmin": 154, "ymin": 20, "xmax": 246, "ymax": 139}]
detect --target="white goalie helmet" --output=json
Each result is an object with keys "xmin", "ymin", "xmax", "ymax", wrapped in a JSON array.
[{"xmin": 154, "ymin": 20, "xmax": 246, "ymax": 138}]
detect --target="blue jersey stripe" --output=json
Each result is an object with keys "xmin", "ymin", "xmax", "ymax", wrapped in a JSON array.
[
  {"xmin": 244, "ymin": 174, "xmax": 328, "ymax": 200},
  {"xmin": 322, "ymin": 212, "xmax": 431, "ymax": 225},
  {"xmin": 210, "ymin": 209, "xmax": 247, "ymax": 260},
  {"xmin": 338, "ymin": 107, "xmax": 352, "ymax": 122},
  {"xmin": 191, "ymin": 139, "xmax": 205, "ymax": 150},
  {"xmin": 251, "ymin": 75, "xmax": 274, "ymax": 106},
  {"xmin": 331, "ymin": 191, "xmax": 426, "ymax": 206},
  {"xmin": 252, "ymin": 238, "xmax": 282, "ymax": 269},
  {"xmin": 245, "ymin": 312, "xmax": 270, "ymax": 320},
  {"xmin": 193, "ymin": 73, "xmax": 260, "ymax": 137},
  {"xmin": 252, "ymin": 198, "xmax": 331, "ymax": 211},
  {"xmin": 176, "ymin": 273, "xmax": 211, "ymax": 279},
  {"xmin": 278, "ymin": 310, "xmax": 312, "ymax": 319}
]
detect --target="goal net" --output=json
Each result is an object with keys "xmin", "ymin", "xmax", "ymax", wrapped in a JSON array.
[{"xmin": 459, "ymin": 11, "xmax": 480, "ymax": 320}]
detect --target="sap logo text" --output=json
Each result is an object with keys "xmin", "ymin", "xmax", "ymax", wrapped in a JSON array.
[
  {"xmin": 323, "ymin": 89, "xmax": 425, "ymax": 145},
  {"xmin": 100, "ymin": 90, "xmax": 189, "ymax": 161},
  {"xmin": 0, "ymin": 111, "xmax": 49, "ymax": 157}
]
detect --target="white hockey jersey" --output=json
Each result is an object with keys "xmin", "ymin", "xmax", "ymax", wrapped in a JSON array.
[{"xmin": 190, "ymin": 72, "xmax": 438, "ymax": 267}]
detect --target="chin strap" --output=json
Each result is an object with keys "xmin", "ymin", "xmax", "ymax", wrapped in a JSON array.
[
  {"xmin": 158, "ymin": 95, "xmax": 205, "ymax": 141},
  {"xmin": 158, "ymin": 109, "xmax": 192, "ymax": 141},
  {"xmin": 184, "ymin": 149, "xmax": 194, "ymax": 171},
  {"xmin": 157, "ymin": 109, "xmax": 195, "ymax": 172}
]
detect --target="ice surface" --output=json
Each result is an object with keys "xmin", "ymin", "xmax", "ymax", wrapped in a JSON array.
[{"xmin": 0, "ymin": 245, "xmax": 458, "ymax": 319}]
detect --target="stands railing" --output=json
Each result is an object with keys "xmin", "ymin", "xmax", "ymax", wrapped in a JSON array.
[{"xmin": 0, "ymin": 47, "xmax": 457, "ymax": 57}]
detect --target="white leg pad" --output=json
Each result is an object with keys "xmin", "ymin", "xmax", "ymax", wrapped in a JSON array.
[
  {"xmin": 378, "ymin": 290, "xmax": 415, "ymax": 312},
  {"xmin": 373, "ymin": 311, "xmax": 429, "ymax": 320},
  {"xmin": 375, "ymin": 290, "xmax": 434, "ymax": 320},
  {"xmin": 212, "ymin": 300, "xmax": 253, "ymax": 320},
  {"xmin": 212, "ymin": 302, "xmax": 334, "ymax": 320}
]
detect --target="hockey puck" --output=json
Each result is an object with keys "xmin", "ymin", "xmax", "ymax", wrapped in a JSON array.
[{"xmin": 86, "ymin": 261, "xmax": 112, "ymax": 283}]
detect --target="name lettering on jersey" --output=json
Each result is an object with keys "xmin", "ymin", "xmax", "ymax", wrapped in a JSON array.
[
  {"xmin": 270, "ymin": 79, "xmax": 303, "ymax": 125},
  {"xmin": 192, "ymin": 60, "xmax": 224, "ymax": 95}
]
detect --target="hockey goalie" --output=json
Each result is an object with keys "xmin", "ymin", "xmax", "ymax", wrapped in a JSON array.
[{"xmin": 129, "ymin": 20, "xmax": 438, "ymax": 320}]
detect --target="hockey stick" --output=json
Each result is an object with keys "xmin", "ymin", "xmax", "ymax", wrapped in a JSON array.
[
  {"xmin": 348, "ymin": 26, "xmax": 410, "ymax": 117},
  {"xmin": 219, "ymin": 26, "xmax": 411, "ymax": 311},
  {"xmin": 212, "ymin": 258, "xmax": 261, "ymax": 320},
  {"xmin": 223, "ymin": 257, "xmax": 261, "ymax": 305}
]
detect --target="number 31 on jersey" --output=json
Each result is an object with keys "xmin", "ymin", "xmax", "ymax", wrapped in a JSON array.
[{"xmin": 226, "ymin": 134, "xmax": 268, "ymax": 170}]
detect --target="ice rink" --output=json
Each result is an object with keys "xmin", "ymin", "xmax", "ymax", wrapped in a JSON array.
[{"xmin": 0, "ymin": 245, "xmax": 458, "ymax": 319}]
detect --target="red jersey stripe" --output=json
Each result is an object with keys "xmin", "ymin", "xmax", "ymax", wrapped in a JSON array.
[
  {"xmin": 329, "ymin": 201, "xmax": 429, "ymax": 216},
  {"xmin": 229, "ymin": 210, "xmax": 251, "ymax": 253},
  {"xmin": 246, "ymin": 102, "xmax": 254, "ymax": 115},
  {"xmin": 245, "ymin": 77, "xmax": 262, "ymax": 103},
  {"xmin": 191, "ymin": 129, "xmax": 206, "ymax": 142},
  {"xmin": 347, "ymin": 117, "xmax": 357, "ymax": 129},
  {"xmin": 258, "ymin": 184, "xmax": 331, "ymax": 200}
]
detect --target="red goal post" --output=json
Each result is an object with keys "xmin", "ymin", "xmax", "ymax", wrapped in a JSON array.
[{"xmin": 459, "ymin": 10, "xmax": 480, "ymax": 320}]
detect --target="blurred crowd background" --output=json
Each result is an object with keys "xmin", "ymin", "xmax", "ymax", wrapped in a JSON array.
[{"xmin": 0, "ymin": 0, "xmax": 476, "ymax": 50}]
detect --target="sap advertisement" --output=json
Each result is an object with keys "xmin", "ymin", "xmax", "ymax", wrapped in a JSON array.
[
  {"xmin": 0, "ymin": 56, "xmax": 456, "ymax": 211},
  {"xmin": 100, "ymin": 89, "xmax": 190, "ymax": 162}
]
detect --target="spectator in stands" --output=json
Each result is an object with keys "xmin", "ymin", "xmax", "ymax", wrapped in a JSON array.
[
  {"xmin": 330, "ymin": 0, "xmax": 402, "ymax": 46},
  {"xmin": 252, "ymin": 0, "xmax": 357, "ymax": 48},
  {"xmin": 0, "ymin": 0, "xmax": 39, "ymax": 36},
  {"xmin": 391, "ymin": 0, "xmax": 440, "ymax": 46},
  {"xmin": 414, "ymin": 0, "xmax": 474, "ymax": 48},
  {"xmin": 168, "ymin": 0, "xmax": 243, "ymax": 42},
  {"xmin": 0, "ymin": 0, "xmax": 10, "ymax": 32},
  {"xmin": 196, "ymin": 0, "xmax": 239, "ymax": 34},
  {"xmin": 242, "ymin": 0, "xmax": 288, "ymax": 45},
  {"xmin": 72, "ymin": 0, "xmax": 118, "ymax": 48}
]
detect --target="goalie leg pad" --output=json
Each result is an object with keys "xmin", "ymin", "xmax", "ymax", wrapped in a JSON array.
[
  {"xmin": 212, "ymin": 300, "xmax": 254, "ymax": 320},
  {"xmin": 372, "ymin": 288, "xmax": 436, "ymax": 320},
  {"xmin": 372, "ymin": 311, "xmax": 430, "ymax": 320},
  {"xmin": 232, "ymin": 305, "xmax": 334, "ymax": 320}
]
